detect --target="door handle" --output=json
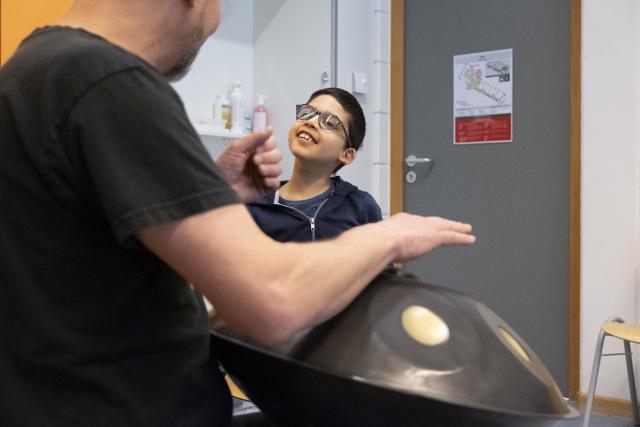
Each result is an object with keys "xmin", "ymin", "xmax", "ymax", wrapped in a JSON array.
[{"xmin": 405, "ymin": 155, "xmax": 433, "ymax": 167}]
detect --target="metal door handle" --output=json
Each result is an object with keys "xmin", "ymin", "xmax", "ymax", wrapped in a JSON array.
[{"xmin": 405, "ymin": 155, "xmax": 433, "ymax": 167}]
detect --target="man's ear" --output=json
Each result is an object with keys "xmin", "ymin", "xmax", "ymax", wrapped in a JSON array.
[{"xmin": 338, "ymin": 148, "xmax": 357, "ymax": 166}]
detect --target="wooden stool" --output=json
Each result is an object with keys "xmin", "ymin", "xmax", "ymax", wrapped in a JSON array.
[{"xmin": 583, "ymin": 317, "xmax": 640, "ymax": 426}]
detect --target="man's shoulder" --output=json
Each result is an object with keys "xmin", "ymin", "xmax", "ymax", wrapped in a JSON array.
[
  {"xmin": 10, "ymin": 27, "xmax": 181, "ymax": 121},
  {"xmin": 15, "ymin": 27, "xmax": 153, "ymax": 88},
  {"xmin": 36, "ymin": 27, "xmax": 142, "ymax": 64}
]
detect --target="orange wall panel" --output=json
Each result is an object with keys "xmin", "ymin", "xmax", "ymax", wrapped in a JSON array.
[{"xmin": 1, "ymin": 0, "xmax": 73, "ymax": 65}]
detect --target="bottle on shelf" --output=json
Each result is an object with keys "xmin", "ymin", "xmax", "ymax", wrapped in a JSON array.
[
  {"xmin": 212, "ymin": 87, "xmax": 228, "ymax": 132},
  {"xmin": 252, "ymin": 95, "xmax": 268, "ymax": 132},
  {"xmin": 243, "ymin": 107, "xmax": 252, "ymax": 134},
  {"xmin": 230, "ymin": 81, "xmax": 243, "ymax": 134},
  {"xmin": 219, "ymin": 86, "xmax": 231, "ymax": 131}
]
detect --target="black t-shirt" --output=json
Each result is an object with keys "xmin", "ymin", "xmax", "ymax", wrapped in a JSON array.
[{"xmin": 0, "ymin": 27, "xmax": 239, "ymax": 426}]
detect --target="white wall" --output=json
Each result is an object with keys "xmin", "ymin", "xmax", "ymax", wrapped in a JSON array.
[
  {"xmin": 334, "ymin": 0, "xmax": 374, "ymax": 194},
  {"xmin": 580, "ymin": 0, "xmax": 639, "ymax": 399},
  {"xmin": 253, "ymin": 0, "xmax": 333, "ymax": 180},
  {"xmin": 172, "ymin": 0, "xmax": 254, "ymax": 159},
  {"xmin": 336, "ymin": 0, "xmax": 391, "ymax": 216}
]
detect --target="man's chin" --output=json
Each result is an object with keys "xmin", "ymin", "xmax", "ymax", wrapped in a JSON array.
[
  {"xmin": 165, "ymin": 64, "xmax": 193, "ymax": 82},
  {"xmin": 164, "ymin": 31, "xmax": 203, "ymax": 82}
]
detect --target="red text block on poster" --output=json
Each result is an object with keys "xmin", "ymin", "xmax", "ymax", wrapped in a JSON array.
[{"xmin": 454, "ymin": 113, "xmax": 512, "ymax": 144}]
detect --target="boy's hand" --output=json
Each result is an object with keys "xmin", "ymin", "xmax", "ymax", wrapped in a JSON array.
[{"xmin": 216, "ymin": 127, "xmax": 282, "ymax": 201}]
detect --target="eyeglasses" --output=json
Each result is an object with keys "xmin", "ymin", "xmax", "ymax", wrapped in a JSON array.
[{"xmin": 296, "ymin": 104, "xmax": 352, "ymax": 149}]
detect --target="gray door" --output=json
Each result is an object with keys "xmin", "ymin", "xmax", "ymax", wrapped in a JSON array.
[{"xmin": 403, "ymin": 0, "xmax": 570, "ymax": 393}]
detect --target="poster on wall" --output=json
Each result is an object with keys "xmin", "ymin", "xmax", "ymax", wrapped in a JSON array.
[{"xmin": 453, "ymin": 49, "xmax": 513, "ymax": 145}]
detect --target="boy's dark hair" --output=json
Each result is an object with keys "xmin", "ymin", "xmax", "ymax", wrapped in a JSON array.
[{"xmin": 307, "ymin": 87, "xmax": 366, "ymax": 152}]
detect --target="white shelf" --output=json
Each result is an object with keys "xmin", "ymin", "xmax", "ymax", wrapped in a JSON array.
[{"xmin": 193, "ymin": 121, "xmax": 247, "ymax": 139}]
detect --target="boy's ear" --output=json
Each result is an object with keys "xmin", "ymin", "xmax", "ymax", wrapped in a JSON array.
[{"xmin": 338, "ymin": 148, "xmax": 357, "ymax": 166}]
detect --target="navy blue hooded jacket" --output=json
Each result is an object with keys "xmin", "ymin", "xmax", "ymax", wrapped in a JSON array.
[{"xmin": 247, "ymin": 176, "xmax": 382, "ymax": 242}]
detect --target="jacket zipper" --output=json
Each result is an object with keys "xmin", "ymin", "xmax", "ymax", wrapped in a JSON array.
[
  {"xmin": 310, "ymin": 217, "xmax": 316, "ymax": 240},
  {"xmin": 309, "ymin": 198, "xmax": 330, "ymax": 241},
  {"xmin": 273, "ymin": 190, "xmax": 332, "ymax": 241}
]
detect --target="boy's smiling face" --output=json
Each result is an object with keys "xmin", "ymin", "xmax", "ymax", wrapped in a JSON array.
[{"xmin": 287, "ymin": 95, "xmax": 356, "ymax": 172}]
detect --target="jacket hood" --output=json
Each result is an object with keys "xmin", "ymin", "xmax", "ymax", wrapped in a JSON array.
[{"xmin": 250, "ymin": 176, "xmax": 358, "ymax": 205}]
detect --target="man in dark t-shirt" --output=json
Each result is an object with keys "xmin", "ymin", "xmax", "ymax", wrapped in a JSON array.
[
  {"xmin": 0, "ymin": 1, "xmax": 476, "ymax": 425},
  {"xmin": 0, "ymin": 21, "xmax": 246, "ymax": 427}
]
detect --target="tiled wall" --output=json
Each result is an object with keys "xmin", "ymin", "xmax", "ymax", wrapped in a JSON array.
[
  {"xmin": 371, "ymin": 0, "xmax": 391, "ymax": 217},
  {"xmin": 335, "ymin": 0, "xmax": 390, "ymax": 216}
]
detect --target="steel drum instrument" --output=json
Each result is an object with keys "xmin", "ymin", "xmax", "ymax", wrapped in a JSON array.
[{"xmin": 211, "ymin": 268, "xmax": 578, "ymax": 426}]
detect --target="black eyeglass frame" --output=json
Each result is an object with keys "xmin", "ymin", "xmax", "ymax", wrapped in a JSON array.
[{"xmin": 295, "ymin": 104, "xmax": 352, "ymax": 149}]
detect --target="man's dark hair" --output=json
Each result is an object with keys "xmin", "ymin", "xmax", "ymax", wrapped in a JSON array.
[{"xmin": 307, "ymin": 87, "xmax": 366, "ymax": 152}]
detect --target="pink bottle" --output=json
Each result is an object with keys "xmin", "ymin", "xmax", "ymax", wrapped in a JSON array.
[{"xmin": 252, "ymin": 95, "xmax": 268, "ymax": 132}]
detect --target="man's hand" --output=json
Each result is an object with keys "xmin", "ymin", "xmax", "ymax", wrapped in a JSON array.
[
  {"xmin": 379, "ymin": 213, "xmax": 475, "ymax": 262},
  {"xmin": 215, "ymin": 127, "xmax": 282, "ymax": 201}
]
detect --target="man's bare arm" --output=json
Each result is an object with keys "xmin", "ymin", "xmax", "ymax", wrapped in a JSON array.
[{"xmin": 137, "ymin": 204, "xmax": 474, "ymax": 345}]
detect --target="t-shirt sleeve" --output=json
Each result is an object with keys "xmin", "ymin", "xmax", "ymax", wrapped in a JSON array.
[{"xmin": 64, "ymin": 66, "xmax": 239, "ymax": 244}]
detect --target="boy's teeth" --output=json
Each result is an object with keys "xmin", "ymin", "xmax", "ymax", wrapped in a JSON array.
[{"xmin": 299, "ymin": 132, "xmax": 315, "ymax": 142}]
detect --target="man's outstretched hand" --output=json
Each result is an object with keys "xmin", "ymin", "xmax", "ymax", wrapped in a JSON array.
[
  {"xmin": 216, "ymin": 127, "xmax": 282, "ymax": 201},
  {"xmin": 379, "ymin": 213, "xmax": 476, "ymax": 262}
]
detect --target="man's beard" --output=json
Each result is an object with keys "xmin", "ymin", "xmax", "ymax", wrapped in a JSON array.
[{"xmin": 164, "ymin": 28, "xmax": 204, "ymax": 82}]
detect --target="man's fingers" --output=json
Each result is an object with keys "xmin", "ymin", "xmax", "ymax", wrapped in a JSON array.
[
  {"xmin": 263, "ymin": 177, "xmax": 280, "ymax": 189},
  {"xmin": 444, "ymin": 220, "xmax": 473, "ymax": 234},
  {"xmin": 254, "ymin": 145, "xmax": 282, "ymax": 166},
  {"xmin": 257, "ymin": 163, "xmax": 282, "ymax": 178},
  {"xmin": 425, "ymin": 216, "xmax": 472, "ymax": 233},
  {"xmin": 256, "ymin": 134, "xmax": 277, "ymax": 154},
  {"xmin": 233, "ymin": 127, "xmax": 273, "ymax": 153},
  {"xmin": 429, "ymin": 218, "xmax": 475, "ymax": 244},
  {"xmin": 440, "ymin": 230, "xmax": 476, "ymax": 245}
]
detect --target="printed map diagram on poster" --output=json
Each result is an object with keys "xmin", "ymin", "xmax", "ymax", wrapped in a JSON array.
[{"xmin": 453, "ymin": 49, "xmax": 512, "ymax": 144}]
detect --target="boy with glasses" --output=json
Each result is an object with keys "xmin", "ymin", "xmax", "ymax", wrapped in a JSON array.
[{"xmin": 248, "ymin": 88, "xmax": 382, "ymax": 242}]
